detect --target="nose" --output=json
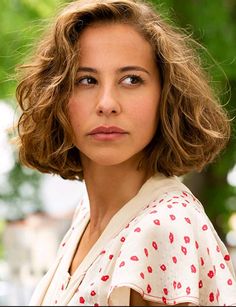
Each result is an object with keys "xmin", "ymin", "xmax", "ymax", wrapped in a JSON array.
[{"xmin": 96, "ymin": 85, "xmax": 121, "ymax": 116}]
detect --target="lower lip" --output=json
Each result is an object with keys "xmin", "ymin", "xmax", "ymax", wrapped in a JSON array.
[{"xmin": 89, "ymin": 132, "xmax": 127, "ymax": 141}]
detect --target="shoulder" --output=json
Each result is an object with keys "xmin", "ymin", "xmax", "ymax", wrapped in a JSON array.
[
  {"xmin": 115, "ymin": 185, "xmax": 228, "ymax": 279},
  {"xmin": 125, "ymin": 187, "xmax": 208, "ymax": 243},
  {"xmin": 108, "ymin": 178, "xmax": 236, "ymax": 306},
  {"xmin": 137, "ymin": 174, "xmax": 206, "ymax": 225}
]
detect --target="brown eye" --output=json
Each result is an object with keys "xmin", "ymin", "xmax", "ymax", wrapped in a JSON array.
[
  {"xmin": 121, "ymin": 75, "xmax": 144, "ymax": 86},
  {"xmin": 76, "ymin": 76, "xmax": 97, "ymax": 85}
]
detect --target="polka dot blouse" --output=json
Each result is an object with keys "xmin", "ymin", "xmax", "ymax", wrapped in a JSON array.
[{"xmin": 29, "ymin": 174, "xmax": 236, "ymax": 306}]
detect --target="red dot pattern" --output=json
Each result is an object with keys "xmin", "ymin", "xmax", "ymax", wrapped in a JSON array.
[{"xmin": 47, "ymin": 190, "xmax": 236, "ymax": 306}]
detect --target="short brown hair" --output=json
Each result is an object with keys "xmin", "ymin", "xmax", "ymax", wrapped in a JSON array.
[{"xmin": 16, "ymin": 0, "xmax": 231, "ymax": 180}]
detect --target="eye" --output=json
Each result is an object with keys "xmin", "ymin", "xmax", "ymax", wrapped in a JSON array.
[
  {"xmin": 75, "ymin": 76, "xmax": 97, "ymax": 86},
  {"xmin": 121, "ymin": 75, "xmax": 144, "ymax": 86}
]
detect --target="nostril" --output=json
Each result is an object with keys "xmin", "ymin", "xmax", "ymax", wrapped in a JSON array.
[{"xmin": 97, "ymin": 107, "xmax": 117, "ymax": 115}]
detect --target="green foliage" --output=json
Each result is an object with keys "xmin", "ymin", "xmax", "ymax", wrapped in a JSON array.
[
  {"xmin": 0, "ymin": 0, "xmax": 64, "ymax": 103},
  {"xmin": 171, "ymin": 0, "xmax": 236, "ymax": 77},
  {"xmin": 0, "ymin": 160, "xmax": 43, "ymax": 220}
]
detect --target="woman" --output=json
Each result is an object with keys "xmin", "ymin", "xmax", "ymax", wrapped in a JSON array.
[{"xmin": 16, "ymin": 0, "xmax": 236, "ymax": 305}]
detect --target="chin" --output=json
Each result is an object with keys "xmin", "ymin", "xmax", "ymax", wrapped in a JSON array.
[
  {"xmin": 94, "ymin": 158, "xmax": 127, "ymax": 167},
  {"xmin": 81, "ymin": 150, "xmax": 142, "ymax": 168}
]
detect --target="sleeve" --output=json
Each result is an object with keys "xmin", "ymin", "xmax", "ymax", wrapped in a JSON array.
[{"xmin": 108, "ymin": 191, "xmax": 236, "ymax": 306}]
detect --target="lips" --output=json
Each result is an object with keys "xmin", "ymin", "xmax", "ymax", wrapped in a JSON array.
[
  {"xmin": 88, "ymin": 126, "xmax": 127, "ymax": 135},
  {"xmin": 87, "ymin": 125, "xmax": 128, "ymax": 141}
]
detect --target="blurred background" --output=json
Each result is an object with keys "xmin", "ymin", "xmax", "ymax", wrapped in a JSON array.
[{"xmin": 0, "ymin": 0, "xmax": 236, "ymax": 305}]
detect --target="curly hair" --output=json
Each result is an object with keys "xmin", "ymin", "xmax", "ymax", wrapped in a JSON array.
[{"xmin": 16, "ymin": 0, "xmax": 231, "ymax": 180}]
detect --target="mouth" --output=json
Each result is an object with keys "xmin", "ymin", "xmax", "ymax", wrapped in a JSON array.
[
  {"xmin": 88, "ymin": 126, "xmax": 128, "ymax": 140},
  {"xmin": 89, "ymin": 126, "xmax": 127, "ymax": 134}
]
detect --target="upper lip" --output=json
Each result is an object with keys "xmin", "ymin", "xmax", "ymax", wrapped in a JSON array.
[{"xmin": 88, "ymin": 126, "xmax": 127, "ymax": 135}]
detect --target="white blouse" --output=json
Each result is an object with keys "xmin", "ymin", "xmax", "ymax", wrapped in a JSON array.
[{"xmin": 29, "ymin": 174, "xmax": 236, "ymax": 306}]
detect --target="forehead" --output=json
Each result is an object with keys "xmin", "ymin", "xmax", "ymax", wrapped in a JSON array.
[{"xmin": 77, "ymin": 22, "xmax": 156, "ymax": 67}]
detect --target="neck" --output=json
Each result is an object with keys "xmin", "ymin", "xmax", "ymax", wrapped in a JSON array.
[{"xmin": 82, "ymin": 161, "xmax": 150, "ymax": 236}]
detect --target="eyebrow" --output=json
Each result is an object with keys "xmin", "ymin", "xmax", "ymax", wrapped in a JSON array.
[{"xmin": 77, "ymin": 66, "xmax": 150, "ymax": 75}]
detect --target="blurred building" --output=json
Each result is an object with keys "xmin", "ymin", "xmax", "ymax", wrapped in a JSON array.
[{"xmin": 1, "ymin": 210, "xmax": 72, "ymax": 306}]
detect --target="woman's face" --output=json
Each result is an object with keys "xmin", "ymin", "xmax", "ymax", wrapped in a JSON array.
[{"xmin": 68, "ymin": 22, "xmax": 161, "ymax": 169}]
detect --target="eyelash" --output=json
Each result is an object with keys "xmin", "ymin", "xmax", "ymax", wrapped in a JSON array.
[
  {"xmin": 75, "ymin": 74, "xmax": 145, "ymax": 87},
  {"xmin": 121, "ymin": 74, "xmax": 145, "ymax": 86},
  {"xmin": 75, "ymin": 75, "xmax": 97, "ymax": 86}
]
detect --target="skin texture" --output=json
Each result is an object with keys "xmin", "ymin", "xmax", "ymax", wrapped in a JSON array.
[
  {"xmin": 68, "ymin": 23, "xmax": 161, "ymax": 169},
  {"xmin": 68, "ymin": 23, "xmax": 192, "ymax": 306}
]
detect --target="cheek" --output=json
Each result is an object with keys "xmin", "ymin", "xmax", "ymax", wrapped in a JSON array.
[{"xmin": 132, "ymin": 96, "xmax": 159, "ymax": 127}]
